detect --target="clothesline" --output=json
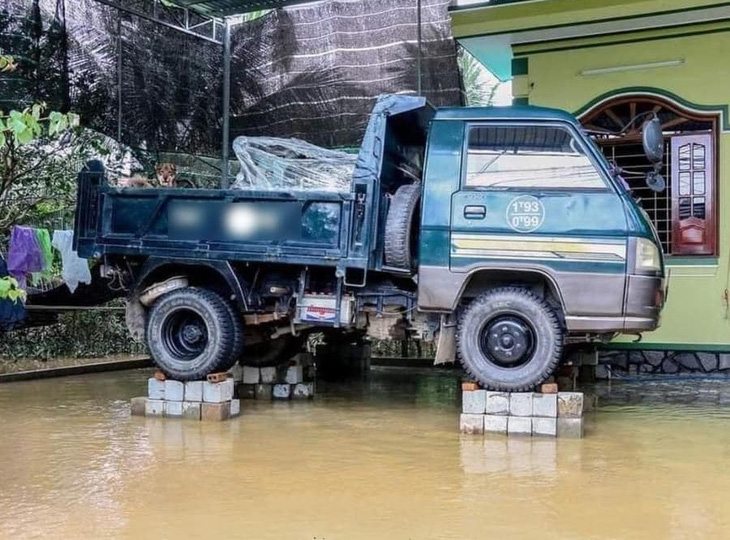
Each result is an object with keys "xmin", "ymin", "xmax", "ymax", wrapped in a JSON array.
[{"xmin": 3, "ymin": 226, "xmax": 92, "ymax": 294}]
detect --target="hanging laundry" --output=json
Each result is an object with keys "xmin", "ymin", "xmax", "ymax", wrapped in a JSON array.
[
  {"xmin": 35, "ymin": 228, "xmax": 53, "ymax": 273},
  {"xmin": 31, "ymin": 228, "xmax": 54, "ymax": 285},
  {"xmin": 7, "ymin": 226, "xmax": 44, "ymax": 289},
  {"xmin": 0, "ymin": 253, "xmax": 27, "ymax": 331},
  {"xmin": 52, "ymin": 230, "xmax": 92, "ymax": 293}
]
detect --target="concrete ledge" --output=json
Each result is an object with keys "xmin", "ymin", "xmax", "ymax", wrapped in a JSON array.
[{"xmin": 0, "ymin": 357, "xmax": 153, "ymax": 383}]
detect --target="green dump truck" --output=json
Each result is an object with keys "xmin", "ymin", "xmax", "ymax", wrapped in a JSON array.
[{"xmin": 75, "ymin": 95, "xmax": 666, "ymax": 390}]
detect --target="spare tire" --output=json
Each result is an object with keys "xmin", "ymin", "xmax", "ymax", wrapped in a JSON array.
[
  {"xmin": 146, "ymin": 287, "xmax": 242, "ymax": 380},
  {"xmin": 384, "ymin": 183, "xmax": 421, "ymax": 270}
]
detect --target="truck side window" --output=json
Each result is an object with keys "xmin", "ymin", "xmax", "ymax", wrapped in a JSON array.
[{"xmin": 465, "ymin": 125, "xmax": 606, "ymax": 189}]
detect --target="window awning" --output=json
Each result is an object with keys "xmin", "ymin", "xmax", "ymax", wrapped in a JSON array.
[{"xmin": 171, "ymin": 0, "xmax": 321, "ymax": 17}]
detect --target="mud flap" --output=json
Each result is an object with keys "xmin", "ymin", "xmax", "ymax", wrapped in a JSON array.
[
  {"xmin": 125, "ymin": 293, "xmax": 146, "ymax": 342},
  {"xmin": 434, "ymin": 314, "xmax": 456, "ymax": 365}
]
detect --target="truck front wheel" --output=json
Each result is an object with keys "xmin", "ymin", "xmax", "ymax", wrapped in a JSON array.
[
  {"xmin": 457, "ymin": 287, "xmax": 563, "ymax": 391},
  {"xmin": 146, "ymin": 288, "xmax": 243, "ymax": 380}
]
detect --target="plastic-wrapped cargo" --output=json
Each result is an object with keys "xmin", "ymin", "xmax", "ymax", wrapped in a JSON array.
[{"xmin": 232, "ymin": 137, "xmax": 356, "ymax": 193}]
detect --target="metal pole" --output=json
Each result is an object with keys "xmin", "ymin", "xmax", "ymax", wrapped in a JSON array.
[
  {"xmin": 221, "ymin": 18, "xmax": 232, "ymax": 189},
  {"xmin": 416, "ymin": 0, "xmax": 422, "ymax": 95},
  {"xmin": 116, "ymin": 14, "xmax": 123, "ymax": 142}
]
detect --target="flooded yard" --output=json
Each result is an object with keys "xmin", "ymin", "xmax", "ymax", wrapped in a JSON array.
[{"xmin": 2, "ymin": 368, "xmax": 730, "ymax": 539}]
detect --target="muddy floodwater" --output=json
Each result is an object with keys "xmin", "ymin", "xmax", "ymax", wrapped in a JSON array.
[{"xmin": 2, "ymin": 368, "xmax": 730, "ymax": 539}]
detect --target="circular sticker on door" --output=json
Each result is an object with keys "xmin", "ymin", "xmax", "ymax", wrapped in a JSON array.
[{"xmin": 506, "ymin": 195, "xmax": 545, "ymax": 233}]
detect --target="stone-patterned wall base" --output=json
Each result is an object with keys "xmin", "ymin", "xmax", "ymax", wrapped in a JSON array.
[{"xmin": 598, "ymin": 350, "xmax": 730, "ymax": 377}]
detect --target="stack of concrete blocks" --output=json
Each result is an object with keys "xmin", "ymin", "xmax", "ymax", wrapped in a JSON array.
[
  {"xmin": 460, "ymin": 389, "xmax": 585, "ymax": 438},
  {"xmin": 131, "ymin": 377, "xmax": 241, "ymax": 421},
  {"xmin": 231, "ymin": 353, "xmax": 316, "ymax": 401}
]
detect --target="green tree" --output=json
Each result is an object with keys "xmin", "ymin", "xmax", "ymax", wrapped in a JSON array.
[
  {"xmin": 458, "ymin": 47, "xmax": 503, "ymax": 107},
  {"xmin": 0, "ymin": 55, "xmax": 79, "ymax": 233}
]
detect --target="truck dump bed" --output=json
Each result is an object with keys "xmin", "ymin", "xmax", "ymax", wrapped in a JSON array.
[{"xmin": 74, "ymin": 96, "xmax": 434, "ymax": 273}]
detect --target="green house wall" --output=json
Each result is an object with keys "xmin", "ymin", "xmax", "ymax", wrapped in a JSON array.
[{"xmin": 451, "ymin": 5, "xmax": 730, "ymax": 350}]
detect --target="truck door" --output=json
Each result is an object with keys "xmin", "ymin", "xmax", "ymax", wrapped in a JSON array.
[{"xmin": 449, "ymin": 121, "xmax": 629, "ymax": 321}]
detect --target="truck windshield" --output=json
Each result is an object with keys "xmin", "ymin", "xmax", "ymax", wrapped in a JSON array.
[{"xmin": 465, "ymin": 125, "xmax": 606, "ymax": 189}]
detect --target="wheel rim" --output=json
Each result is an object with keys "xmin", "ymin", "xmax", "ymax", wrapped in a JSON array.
[
  {"xmin": 478, "ymin": 314, "xmax": 536, "ymax": 369},
  {"xmin": 161, "ymin": 308, "xmax": 209, "ymax": 361}
]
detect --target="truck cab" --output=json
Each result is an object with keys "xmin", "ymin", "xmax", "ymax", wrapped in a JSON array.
[
  {"xmin": 74, "ymin": 97, "xmax": 665, "ymax": 390},
  {"xmin": 414, "ymin": 106, "xmax": 664, "ymax": 389}
]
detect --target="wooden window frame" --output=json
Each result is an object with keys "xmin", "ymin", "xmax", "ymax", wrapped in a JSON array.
[{"xmin": 580, "ymin": 95, "xmax": 720, "ymax": 258}]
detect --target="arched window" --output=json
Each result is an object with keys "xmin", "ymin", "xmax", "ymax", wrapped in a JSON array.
[{"xmin": 580, "ymin": 95, "xmax": 719, "ymax": 256}]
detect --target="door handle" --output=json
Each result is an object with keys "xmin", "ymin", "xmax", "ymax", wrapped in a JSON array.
[{"xmin": 464, "ymin": 205, "xmax": 486, "ymax": 219}]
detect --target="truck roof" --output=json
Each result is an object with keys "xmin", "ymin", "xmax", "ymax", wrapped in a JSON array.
[{"xmin": 433, "ymin": 105, "xmax": 580, "ymax": 125}]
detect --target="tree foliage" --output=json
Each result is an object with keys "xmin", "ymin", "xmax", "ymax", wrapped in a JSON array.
[{"xmin": 458, "ymin": 47, "xmax": 503, "ymax": 107}]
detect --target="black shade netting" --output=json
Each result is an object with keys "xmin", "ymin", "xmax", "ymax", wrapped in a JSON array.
[
  {"xmin": 1, "ymin": 0, "xmax": 222, "ymax": 155},
  {"xmin": 230, "ymin": 0, "xmax": 463, "ymax": 148}
]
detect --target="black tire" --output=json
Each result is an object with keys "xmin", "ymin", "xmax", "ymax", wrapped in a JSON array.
[
  {"xmin": 457, "ymin": 287, "xmax": 563, "ymax": 391},
  {"xmin": 146, "ymin": 287, "xmax": 242, "ymax": 380},
  {"xmin": 384, "ymin": 183, "xmax": 421, "ymax": 270},
  {"xmin": 240, "ymin": 334, "xmax": 304, "ymax": 367}
]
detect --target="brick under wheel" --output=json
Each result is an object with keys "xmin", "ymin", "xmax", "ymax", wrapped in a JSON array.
[
  {"xmin": 457, "ymin": 287, "xmax": 564, "ymax": 391},
  {"xmin": 146, "ymin": 287, "xmax": 242, "ymax": 381}
]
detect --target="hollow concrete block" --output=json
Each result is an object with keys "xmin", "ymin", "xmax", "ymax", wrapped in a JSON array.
[
  {"xmin": 243, "ymin": 366, "xmax": 260, "ymax": 384},
  {"xmin": 203, "ymin": 379, "xmax": 234, "ymax": 403},
  {"xmin": 230, "ymin": 399, "xmax": 241, "ymax": 417},
  {"xmin": 236, "ymin": 383, "xmax": 256, "ymax": 400},
  {"xmin": 484, "ymin": 414, "xmax": 508, "ymax": 434},
  {"xmin": 260, "ymin": 367, "xmax": 277, "ymax": 384},
  {"xmin": 164, "ymin": 380, "xmax": 184, "ymax": 402},
  {"xmin": 273, "ymin": 384, "xmax": 291, "ymax": 400},
  {"xmin": 229, "ymin": 363, "xmax": 243, "ymax": 382},
  {"xmin": 145, "ymin": 399, "xmax": 164, "ymax": 417},
  {"xmin": 532, "ymin": 393, "xmax": 557, "ymax": 418},
  {"xmin": 285, "ymin": 366, "xmax": 304, "ymax": 385},
  {"xmin": 459, "ymin": 414, "xmax": 484, "ymax": 435},
  {"xmin": 557, "ymin": 417, "xmax": 584, "ymax": 438},
  {"xmin": 462, "ymin": 390, "xmax": 486, "ymax": 414},
  {"xmin": 148, "ymin": 378, "xmax": 165, "ymax": 400},
  {"xmin": 507, "ymin": 416, "xmax": 532, "ymax": 436},
  {"xmin": 292, "ymin": 382, "xmax": 314, "ymax": 400},
  {"xmin": 557, "ymin": 392, "xmax": 584, "ymax": 418},
  {"xmin": 485, "ymin": 392, "xmax": 509, "ymax": 415},
  {"xmin": 182, "ymin": 401, "xmax": 202, "ymax": 420},
  {"xmin": 202, "ymin": 402, "xmax": 231, "ymax": 421},
  {"xmin": 184, "ymin": 381, "xmax": 203, "ymax": 402},
  {"xmin": 130, "ymin": 397, "xmax": 147, "ymax": 417},
  {"xmin": 532, "ymin": 417, "xmax": 557, "ymax": 437},
  {"xmin": 164, "ymin": 401, "xmax": 183, "ymax": 417},
  {"xmin": 509, "ymin": 393, "xmax": 534, "ymax": 417},
  {"xmin": 255, "ymin": 384, "xmax": 273, "ymax": 400}
]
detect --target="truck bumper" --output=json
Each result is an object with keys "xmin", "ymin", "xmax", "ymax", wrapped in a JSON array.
[
  {"xmin": 565, "ymin": 274, "xmax": 663, "ymax": 333},
  {"xmin": 624, "ymin": 274, "xmax": 664, "ymax": 330}
]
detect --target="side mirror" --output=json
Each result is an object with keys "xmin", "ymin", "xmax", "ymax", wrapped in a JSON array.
[
  {"xmin": 642, "ymin": 116, "xmax": 664, "ymax": 164},
  {"xmin": 646, "ymin": 168, "xmax": 666, "ymax": 192}
]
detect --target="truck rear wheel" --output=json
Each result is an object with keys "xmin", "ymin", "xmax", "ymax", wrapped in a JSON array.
[
  {"xmin": 384, "ymin": 183, "xmax": 421, "ymax": 270},
  {"xmin": 146, "ymin": 287, "xmax": 242, "ymax": 380},
  {"xmin": 456, "ymin": 287, "xmax": 563, "ymax": 391}
]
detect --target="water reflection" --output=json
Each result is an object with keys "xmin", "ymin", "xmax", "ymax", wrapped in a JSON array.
[
  {"xmin": 460, "ymin": 435, "xmax": 561, "ymax": 478},
  {"xmin": 1, "ymin": 368, "xmax": 730, "ymax": 538}
]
